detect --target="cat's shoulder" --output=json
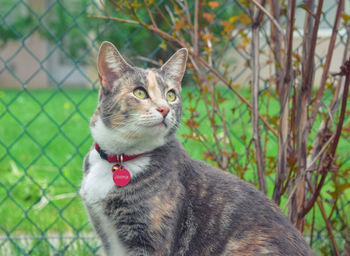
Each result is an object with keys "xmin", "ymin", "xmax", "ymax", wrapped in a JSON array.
[
  {"xmin": 182, "ymin": 156, "xmax": 284, "ymax": 214},
  {"xmin": 185, "ymin": 157, "xmax": 255, "ymax": 191}
]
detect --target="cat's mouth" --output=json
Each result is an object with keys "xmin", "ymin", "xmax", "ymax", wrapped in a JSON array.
[{"xmin": 149, "ymin": 120, "xmax": 168, "ymax": 128}]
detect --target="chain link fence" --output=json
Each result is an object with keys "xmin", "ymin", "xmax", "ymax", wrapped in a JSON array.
[{"xmin": 0, "ymin": 0, "xmax": 349, "ymax": 255}]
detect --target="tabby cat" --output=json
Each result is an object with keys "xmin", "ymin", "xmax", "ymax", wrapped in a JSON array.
[{"xmin": 80, "ymin": 41, "xmax": 314, "ymax": 256}]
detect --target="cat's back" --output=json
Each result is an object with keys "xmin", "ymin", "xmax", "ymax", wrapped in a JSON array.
[{"xmin": 177, "ymin": 156, "xmax": 314, "ymax": 256}]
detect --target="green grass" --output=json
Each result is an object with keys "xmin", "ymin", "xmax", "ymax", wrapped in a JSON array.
[
  {"xmin": 0, "ymin": 87, "xmax": 349, "ymax": 255},
  {"xmin": 0, "ymin": 88, "xmax": 101, "ymax": 254}
]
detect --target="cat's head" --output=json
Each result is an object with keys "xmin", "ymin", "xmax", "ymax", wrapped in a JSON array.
[{"xmin": 90, "ymin": 41, "xmax": 188, "ymax": 154}]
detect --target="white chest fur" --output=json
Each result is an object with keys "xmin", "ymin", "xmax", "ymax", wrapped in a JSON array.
[{"xmin": 80, "ymin": 149, "xmax": 150, "ymax": 256}]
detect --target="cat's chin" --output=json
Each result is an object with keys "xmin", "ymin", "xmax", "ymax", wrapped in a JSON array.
[
  {"xmin": 148, "ymin": 122, "xmax": 167, "ymax": 128},
  {"xmin": 91, "ymin": 117, "xmax": 170, "ymax": 155}
]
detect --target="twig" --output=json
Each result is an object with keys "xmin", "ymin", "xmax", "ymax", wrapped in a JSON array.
[
  {"xmin": 329, "ymin": 60, "xmax": 350, "ymax": 161},
  {"xmin": 250, "ymin": 0, "xmax": 285, "ymax": 38},
  {"xmin": 251, "ymin": 0, "xmax": 267, "ymax": 194},
  {"xmin": 193, "ymin": 0, "xmax": 200, "ymax": 56},
  {"xmin": 89, "ymin": 15, "xmax": 140, "ymax": 25},
  {"xmin": 309, "ymin": 0, "xmax": 344, "ymax": 127},
  {"xmin": 135, "ymin": 56, "xmax": 162, "ymax": 66},
  {"xmin": 270, "ymin": 0, "xmax": 284, "ymax": 93},
  {"xmin": 300, "ymin": 58, "xmax": 350, "ymax": 218},
  {"xmin": 307, "ymin": 21, "xmax": 350, "ymax": 174},
  {"xmin": 317, "ymin": 199, "xmax": 340, "ymax": 255},
  {"xmin": 217, "ymin": 26, "xmax": 243, "ymax": 68},
  {"xmin": 153, "ymin": 3, "xmax": 172, "ymax": 28},
  {"xmin": 305, "ymin": 175, "xmax": 340, "ymax": 255},
  {"xmin": 165, "ymin": 5, "xmax": 176, "ymax": 25},
  {"xmin": 221, "ymin": 106, "xmax": 236, "ymax": 158},
  {"xmin": 282, "ymin": 179, "xmax": 299, "ymax": 212},
  {"xmin": 291, "ymin": 0, "xmax": 323, "ymax": 231},
  {"xmin": 109, "ymin": 0, "xmax": 136, "ymax": 18},
  {"xmin": 196, "ymin": 57, "xmax": 279, "ymax": 137},
  {"xmin": 177, "ymin": 0, "xmax": 193, "ymax": 29},
  {"xmin": 309, "ymin": 205, "xmax": 315, "ymax": 247},
  {"xmin": 126, "ymin": 0, "xmax": 140, "ymax": 21},
  {"xmin": 144, "ymin": 0, "xmax": 158, "ymax": 29},
  {"xmin": 306, "ymin": 133, "xmax": 335, "ymax": 171},
  {"xmin": 273, "ymin": 0, "xmax": 296, "ymax": 205}
]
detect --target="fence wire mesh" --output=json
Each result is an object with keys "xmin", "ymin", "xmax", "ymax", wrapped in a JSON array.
[{"xmin": 0, "ymin": 0, "xmax": 349, "ymax": 255}]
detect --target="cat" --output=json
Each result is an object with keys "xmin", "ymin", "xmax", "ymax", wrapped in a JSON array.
[{"xmin": 80, "ymin": 41, "xmax": 314, "ymax": 256}]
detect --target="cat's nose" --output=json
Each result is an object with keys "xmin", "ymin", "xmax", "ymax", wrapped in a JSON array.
[{"xmin": 156, "ymin": 106, "xmax": 170, "ymax": 117}]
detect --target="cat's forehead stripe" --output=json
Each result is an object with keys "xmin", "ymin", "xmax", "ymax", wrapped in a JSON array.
[{"xmin": 146, "ymin": 70, "xmax": 165, "ymax": 99}]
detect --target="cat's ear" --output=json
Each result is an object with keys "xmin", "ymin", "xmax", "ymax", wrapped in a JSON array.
[
  {"xmin": 97, "ymin": 41, "xmax": 134, "ymax": 92},
  {"xmin": 161, "ymin": 48, "xmax": 188, "ymax": 87}
]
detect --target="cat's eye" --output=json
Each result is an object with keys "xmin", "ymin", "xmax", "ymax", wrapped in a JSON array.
[
  {"xmin": 133, "ymin": 88, "xmax": 148, "ymax": 99},
  {"xmin": 166, "ymin": 90, "xmax": 176, "ymax": 102}
]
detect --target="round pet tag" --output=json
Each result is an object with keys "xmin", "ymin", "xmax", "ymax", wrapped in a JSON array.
[{"xmin": 112, "ymin": 166, "xmax": 131, "ymax": 186}]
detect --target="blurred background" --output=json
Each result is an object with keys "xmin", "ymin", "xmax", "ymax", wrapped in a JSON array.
[{"xmin": 0, "ymin": 0, "xmax": 349, "ymax": 255}]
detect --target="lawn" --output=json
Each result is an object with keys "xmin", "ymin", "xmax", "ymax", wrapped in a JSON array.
[{"xmin": 0, "ymin": 87, "xmax": 349, "ymax": 255}]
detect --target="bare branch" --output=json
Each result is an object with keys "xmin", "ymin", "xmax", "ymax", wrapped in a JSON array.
[
  {"xmin": 317, "ymin": 200, "xmax": 340, "ymax": 255},
  {"xmin": 250, "ymin": 0, "xmax": 286, "ymax": 38},
  {"xmin": 273, "ymin": 0, "xmax": 296, "ymax": 205},
  {"xmin": 135, "ymin": 56, "xmax": 162, "ymax": 66},
  {"xmin": 290, "ymin": 0, "xmax": 324, "ymax": 231},
  {"xmin": 193, "ymin": 0, "xmax": 200, "ymax": 56},
  {"xmin": 300, "ymin": 58, "xmax": 350, "ymax": 218},
  {"xmin": 196, "ymin": 57, "xmax": 279, "ymax": 137},
  {"xmin": 270, "ymin": 0, "xmax": 284, "ymax": 93},
  {"xmin": 306, "ymin": 133, "xmax": 335, "ymax": 171},
  {"xmin": 89, "ymin": 15, "xmax": 140, "ymax": 25},
  {"xmin": 144, "ymin": 0, "xmax": 158, "ymax": 29},
  {"xmin": 251, "ymin": 0, "xmax": 267, "ymax": 194},
  {"xmin": 152, "ymin": 3, "xmax": 172, "ymax": 28},
  {"xmin": 309, "ymin": 0, "xmax": 345, "ymax": 127}
]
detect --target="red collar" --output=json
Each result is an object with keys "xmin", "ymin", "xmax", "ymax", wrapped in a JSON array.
[{"xmin": 94, "ymin": 143, "xmax": 143, "ymax": 163}]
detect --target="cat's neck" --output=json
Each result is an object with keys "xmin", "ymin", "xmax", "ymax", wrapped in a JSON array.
[{"xmin": 90, "ymin": 117, "xmax": 169, "ymax": 155}]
